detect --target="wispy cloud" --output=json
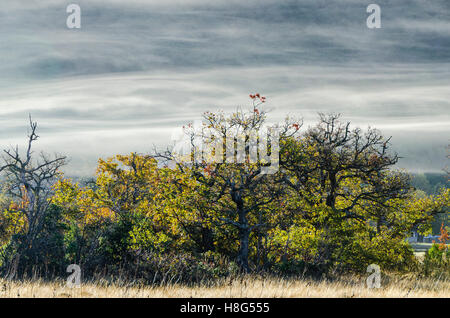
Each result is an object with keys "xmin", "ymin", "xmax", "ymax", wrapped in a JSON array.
[{"xmin": 0, "ymin": 0, "xmax": 448, "ymax": 175}]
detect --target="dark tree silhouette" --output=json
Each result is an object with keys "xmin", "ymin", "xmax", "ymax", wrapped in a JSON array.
[{"xmin": 0, "ymin": 116, "xmax": 66, "ymax": 277}]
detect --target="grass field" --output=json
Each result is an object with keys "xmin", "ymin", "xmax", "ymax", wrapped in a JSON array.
[
  {"xmin": 1, "ymin": 243, "xmax": 445, "ymax": 298},
  {"xmin": 0, "ymin": 274, "xmax": 448, "ymax": 298}
]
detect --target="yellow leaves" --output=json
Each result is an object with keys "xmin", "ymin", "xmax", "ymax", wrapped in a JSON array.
[
  {"xmin": 51, "ymin": 178, "xmax": 79, "ymax": 206},
  {"xmin": 407, "ymin": 187, "xmax": 450, "ymax": 217},
  {"xmin": 0, "ymin": 207, "xmax": 27, "ymax": 242},
  {"xmin": 83, "ymin": 206, "xmax": 116, "ymax": 225},
  {"xmin": 268, "ymin": 224, "xmax": 321, "ymax": 261},
  {"xmin": 52, "ymin": 153, "xmax": 200, "ymax": 244},
  {"xmin": 52, "ymin": 176, "xmax": 116, "ymax": 225},
  {"xmin": 129, "ymin": 224, "xmax": 172, "ymax": 253},
  {"xmin": 9, "ymin": 202, "xmax": 20, "ymax": 211}
]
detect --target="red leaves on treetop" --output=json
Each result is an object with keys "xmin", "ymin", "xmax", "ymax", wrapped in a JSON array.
[
  {"xmin": 438, "ymin": 223, "xmax": 449, "ymax": 250},
  {"xmin": 292, "ymin": 123, "xmax": 300, "ymax": 130},
  {"xmin": 204, "ymin": 165, "xmax": 213, "ymax": 176},
  {"xmin": 250, "ymin": 93, "xmax": 266, "ymax": 103}
]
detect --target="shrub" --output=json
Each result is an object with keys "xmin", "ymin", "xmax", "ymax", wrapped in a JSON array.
[{"xmin": 422, "ymin": 243, "xmax": 449, "ymax": 277}]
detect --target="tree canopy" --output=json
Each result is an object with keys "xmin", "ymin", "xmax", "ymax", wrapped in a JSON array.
[{"xmin": 1, "ymin": 99, "xmax": 449, "ymax": 280}]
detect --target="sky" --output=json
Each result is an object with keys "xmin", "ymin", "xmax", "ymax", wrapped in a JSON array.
[{"xmin": 0, "ymin": 0, "xmax": 449, "ymax": 176}]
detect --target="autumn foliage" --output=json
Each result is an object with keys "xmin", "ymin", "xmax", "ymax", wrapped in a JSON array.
[{"xmin": 0, "ymin": 96, "xmax": 449, "ymax": 282}]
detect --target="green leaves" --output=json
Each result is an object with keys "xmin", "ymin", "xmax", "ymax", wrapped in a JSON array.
[{"xmin": 47, "ymin": 111, "xmax": 449, "ymax": 275}]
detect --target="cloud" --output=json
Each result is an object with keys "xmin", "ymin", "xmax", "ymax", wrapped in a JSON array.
[
  {"xmin": 0, "ymin": 0, "xmax": 448, "ymax": 175},
  {"xmin": 1, "ymin": 65, "xmax": 448, "ymax": 175}
]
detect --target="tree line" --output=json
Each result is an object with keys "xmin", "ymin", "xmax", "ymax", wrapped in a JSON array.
[{"xmin": 0, "ymin": 99, "xmax": 448, "ymax": 282}]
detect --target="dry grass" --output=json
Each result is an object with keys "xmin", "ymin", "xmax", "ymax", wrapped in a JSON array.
[{"xmin": 0, "ymin": 274, "xmax": 449, "ymax": 298}]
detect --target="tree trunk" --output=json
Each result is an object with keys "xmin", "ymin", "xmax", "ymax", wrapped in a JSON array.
[
  {"xmin": 201, "ymin": 227, "xmax": 215, "ymax": 252},
  {"xmin": 237, "ymin": 227, "xmax": 251, "ymax": 273},
  {"xmin": 326, "ymin": 172, "xmax": 337, "ymax": 208},
  {"xmin": 232, "ymin": 191, "xmax": 251, "ymax": 273}
]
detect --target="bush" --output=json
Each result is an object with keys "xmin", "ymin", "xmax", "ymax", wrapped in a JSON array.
[
  {"xmin": 0, "ymin": 204, "xmax": 66, "ymax": 279},
  {"xmin": 84, "ymin": 250, "xmax": 240, "ymax": 286},
  {"xmin": 422, "ymin": 243, "xmax": 449, "ymax": 277}
]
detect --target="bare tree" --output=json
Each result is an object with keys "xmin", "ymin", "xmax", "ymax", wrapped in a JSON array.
[{"xmin": 0, "ymin": 116, "xmax": 66, "ymax": 276}]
